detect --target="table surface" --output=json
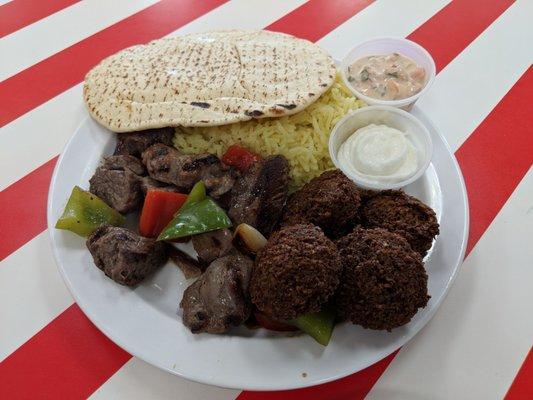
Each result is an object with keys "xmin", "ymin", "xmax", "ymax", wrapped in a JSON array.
[{"xmin": 1, "ymin": 0, "xmax": 532, "ymax": 399}]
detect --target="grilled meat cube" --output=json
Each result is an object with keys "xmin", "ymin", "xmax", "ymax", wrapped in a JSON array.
[
  {"xmin": 180, "ymin": 253, "xmax": 253, "ymax": 334},
  {"xmin": 114, "ymin": 127, "xmax": 175, "ymax": 158},
  {"xmin": 87, "ymin": 225, "xmax": 168, "ymax": 286},
  {"xmin": 139, "ymin": 176, "xmax": 178, "ymax": 196},
  {"xmin": 142, "ymin": 144, "xmax": 235, "ymax": 200},
  {"xmin": 89, "ymin": 155, "xmax": 145, "ymax": 213},
  {"xmin": 228, "ymin": 155, "xmax": 289, "ymax": 237},
  {"xmin": 191, "ymin": 229, "xmax": 234, "ymax": 265}
]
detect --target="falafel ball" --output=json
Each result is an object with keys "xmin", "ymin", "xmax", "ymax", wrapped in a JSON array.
[
  {"xmin": 361, "ymin": 190, "xmax": 439, "ymax": 257},
  {"xmin": 282, "ymin": 170, "xmax": 361, "ymax": 239},
  {"xmin": 250, "ymin": 224, "xmax": 342, "ymax": 321},
  {"xmin": 335, "ymin": 227, "xmax": 429, "ymax": 331}
]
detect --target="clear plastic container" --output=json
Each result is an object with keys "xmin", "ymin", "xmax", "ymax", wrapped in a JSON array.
[
  {"xmin": 329, "ymin": 106, "xmax": 433, "ymax": 190},
  {"xmin": 341, "ymin": 37, "xmax": 436, "ymax": 110}
]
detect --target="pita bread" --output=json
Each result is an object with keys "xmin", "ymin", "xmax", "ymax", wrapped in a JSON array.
[{"xmin": 83, "ymin": 30, "xmax": 336, "ymax": 132}]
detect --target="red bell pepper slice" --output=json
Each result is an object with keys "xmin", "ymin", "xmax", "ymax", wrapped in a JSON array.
[
  {"xmin": 139, "ymin": 190, "xmax": 187, "ymax": 238},
  {"xmin": 221, "ymin": 144, "xmax": 262, "ymax": 172}
]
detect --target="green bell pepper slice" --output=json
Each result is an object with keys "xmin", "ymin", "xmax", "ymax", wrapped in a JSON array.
[
  {"xmin": 157, "ymin": 198, "xmax": 232, "ymax": 241},
  {"xmin": 180, "ymin": 181, "xmax": 206, "ymax": 211},
  {"xmin": 55, "ymin": 186, "xmax": 125, "ymax": 237},
  {"xmin": 291, "ymin": 310, "xmax": 335, "ymax": 346}
]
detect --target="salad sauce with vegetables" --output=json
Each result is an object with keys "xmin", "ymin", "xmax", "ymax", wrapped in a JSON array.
[{"xmin": 347, "ymin": 53, "xmax": 426, "ymax": 100}]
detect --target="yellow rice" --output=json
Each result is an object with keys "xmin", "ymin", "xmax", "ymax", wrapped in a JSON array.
[{"xmin": 173, "ymin": 75, "xmax": 365, "ymax": 189}]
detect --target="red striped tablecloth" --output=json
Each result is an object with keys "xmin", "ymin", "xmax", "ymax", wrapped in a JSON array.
[{"xmin": 1, "ymin": 0, "xmax": 531, "ymax": 398}]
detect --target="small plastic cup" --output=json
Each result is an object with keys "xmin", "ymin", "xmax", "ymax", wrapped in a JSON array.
[
  {"xmin": 341, "ymin": 37, "xmax": 436, "ymax": 110},
  {"xmin": 329, "ymin": 106, "xmax": 433, "ymax": 190}
]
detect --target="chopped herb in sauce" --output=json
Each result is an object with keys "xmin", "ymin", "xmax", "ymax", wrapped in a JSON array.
[{"xmin": 346, "ymin": 53, "xmax": 426, "ymax": 100}]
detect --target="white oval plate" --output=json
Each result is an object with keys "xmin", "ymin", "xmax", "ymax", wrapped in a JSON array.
[{"xmin": 47, "ymin": 107, "xmax": 468, "ymax": 391}]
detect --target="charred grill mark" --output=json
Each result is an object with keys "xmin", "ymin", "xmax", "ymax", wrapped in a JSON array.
[
  {"xmin": 191, "ymin": 102, "xmax": 211, "ymax": 108},
  {"xmin": 107, "ymin": 165, "xmax": 125, "ymax": 172},
  {"xmin": 245, "ymin": 110, "xmax": 264, "ymax": 117},
  {"xmin": 182, "ymin": 155, "xmax": 219, "ymax": 172},
  {"xmin": 276, "ymin": 103, "xmax": 297, "ymax": 110}
]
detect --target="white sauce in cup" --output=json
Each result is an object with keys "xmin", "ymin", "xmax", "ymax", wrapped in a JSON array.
[{"xmin": 337, "ymin": 124, "xmax": 418, "ymax": 183}]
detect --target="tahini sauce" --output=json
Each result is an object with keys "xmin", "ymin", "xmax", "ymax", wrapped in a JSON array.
[{"xmin": 337, "ymin": 124, "xmax": 418, "ymax": 183}]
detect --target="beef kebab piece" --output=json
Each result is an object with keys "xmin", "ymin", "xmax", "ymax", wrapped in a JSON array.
[
  {"xmin": 89, "ymin": 129, "xmax": 178, "ymax": 214},
  {"xmin": 89, "ymin": 155, "xmax": 146, "ymax": 214},
  {"xmin": 87, "ymin": 225, "xmax": 168, "ymax": 286},
  {"xmin": 114, "ymin": 127, "xmax": 175, "ymax": 158},
  {"xmin": 142, "ymin": 143, "xmax": 236, "ymax": 204},
  {"xmin": 228, "ymin": 155, "xmax": 289, "ymax": 237},
  {"xmin": 180, "ymin": 253, "xmax": 253, "ymax": 334}
]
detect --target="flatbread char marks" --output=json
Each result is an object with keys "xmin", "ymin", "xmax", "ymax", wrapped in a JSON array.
[{"xmin": 83, "ymin": 30, "xmax": 336, "ymax": 131}]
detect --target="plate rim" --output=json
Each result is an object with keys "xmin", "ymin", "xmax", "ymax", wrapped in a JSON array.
[{"xmin": 47, "ymin": 109, "xmax": 469, "ymax": 391}]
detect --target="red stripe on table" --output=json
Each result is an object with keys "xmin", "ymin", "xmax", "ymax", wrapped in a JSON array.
[
  {"xmin": 0, "ymin": 0, "xmax": 79, "ymax": 38},
  {"xmin": 267, "ymin": 0, "xmax": 373, "ymax": 42},
  {"xmin": 239, "ymin": 353, "xmax": 397, "ymax": 400},
  {"xmin": 0, "ymin": 0, "xmax": 227, "ymax": 127},
  {"xmin": 0, "ymin": 2, "xmax": 373, "ymax": 399},
  {"xmin": 0, "ymin": 157, "xmax": 57, "ymax": 262},
  {"xmin": 456, "ymin": 66, "xmax": 533, "ymax": 254},
  {"xmin": 408, "ymin": 0, "xmax": 514, "ymax": 72},
  {"xmin": 504, "ymin": 347, "xmax": 533, "ymax": 400},
  {"xmin": 0, "ymin": 304, "xmax": 131, "ymax": 399}
]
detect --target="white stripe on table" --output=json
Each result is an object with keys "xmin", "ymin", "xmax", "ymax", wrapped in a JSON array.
[
  {"xmin": 89, "ymin": 358, "xmax": 240, "ymax": 400},
  {"xmin": 0, "ymin": 0, "xmax": 159, "ymax": 82},
  {"xmin": 366, "ymin": 168, "xmax": 533, "ymax": 400},
  {"xmin": 0, "ymin": 231, "xmax": 73, "ymax": 362},
  {"xmin": 0, "ymin": 0, "xmax": 307, "ymax": 191},
  {"xmin": 170, "ymin": 0, "xmax": 308, "ymax": 37},
  {"xmin": 318, "ymin": 0, "xmax": 450, "ymax": 60},
  {"xmin": 416, "ymin": 0, "xmax": 533, "ymax": 151}
]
